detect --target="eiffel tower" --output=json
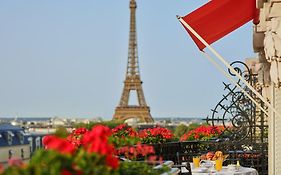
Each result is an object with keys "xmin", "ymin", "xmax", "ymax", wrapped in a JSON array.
[{"xmin": 113, "ymin": 0, "xmax": 153, "ymax": 123}]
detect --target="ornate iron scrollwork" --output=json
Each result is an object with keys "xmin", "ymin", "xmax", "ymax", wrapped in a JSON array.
[{"xmin": 206, "ymin": 61, "xmax": 258, "ymax": 141}]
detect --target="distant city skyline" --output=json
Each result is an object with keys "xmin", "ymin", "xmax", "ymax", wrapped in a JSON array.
[{"xmin": 0, "ymin": 1, "xmax": 256, "ymax": 119}]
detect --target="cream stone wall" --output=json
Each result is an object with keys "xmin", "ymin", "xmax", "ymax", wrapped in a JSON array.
[
  {"xmin": 269, "ymin": 86, "xmax": 281, "ymax": 174},
  {"xmin": 255, "ymin": 0, "xmax": 281, "ymax": 174}
]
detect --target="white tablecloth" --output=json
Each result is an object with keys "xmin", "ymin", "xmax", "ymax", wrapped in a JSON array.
[{"xmin": 190, "ymin": 166, "xmax": 258, "ymax": 175}]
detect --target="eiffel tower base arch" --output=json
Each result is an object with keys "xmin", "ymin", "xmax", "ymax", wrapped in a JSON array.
[{"xmin": 113, "ymin": 106, "xmax": 154, "ymax": 123}]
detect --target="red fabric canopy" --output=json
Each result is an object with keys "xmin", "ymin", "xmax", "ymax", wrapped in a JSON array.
[{"xmin": 180, "ymin": 0, "xmax": 259, "ymax": 50}]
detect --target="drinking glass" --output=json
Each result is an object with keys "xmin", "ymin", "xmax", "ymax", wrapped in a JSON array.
[
  {"xmin": 192, "ymin": 156, "xmax": 200, "ymax": 168},
  {"xmin": 215, "ymin": 158, "xmax": 223, "ymax": 171}
]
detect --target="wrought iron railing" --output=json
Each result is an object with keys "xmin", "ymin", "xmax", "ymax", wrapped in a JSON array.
[
  {"xmin": 151, "ymin": 61, "xmax": 268, "ymax": 175},
  {"xmin": 151, "ymin": 140, "xmax": 267, "ymax": 175}
]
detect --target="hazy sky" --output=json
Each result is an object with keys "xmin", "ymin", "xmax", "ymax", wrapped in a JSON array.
[{"xmin": 0, "ymin": 0, "xmax": 256, "ymax": 119}]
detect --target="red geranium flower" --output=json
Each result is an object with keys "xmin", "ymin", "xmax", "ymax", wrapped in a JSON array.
[
  {"xmin": 43, "ymin": 135, "xmax": 76, "ymax": 154},
  {"xmin": 0, "ymin": 164, "xmax": 3, "ymax": 173},
  {"xmin": 138, "ymin": 127, "xmax": 173, "ymax": 144},
  {"xmin": 67, "ymin": 128, "xmax": 89, "ymax": 148},
  {"xmin": 111, "ymin": 124, "xmax": 138, "ymax": 138},
  {"xmin": 61, "ymin": 169, "xmax": 72, "ymax": 175},
  {"xmin": 180, "ymin": 125, "xmax": 225, "ymax": 141},
  {"xmin": 106, "ymin": 155, "xmax": 119, "ymax": 169}
]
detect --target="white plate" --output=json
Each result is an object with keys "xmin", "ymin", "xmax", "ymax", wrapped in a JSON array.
[
  {"xmin": 227, "ymin": 169, "xmax": 239, "ymax": 172},
  {"xmin": 208, "ymin": 168, "xmax": 217, "ymax": 173},
  {"xmin": 192, "ymin": 167, "xmax": 208, "ymax": 173}
]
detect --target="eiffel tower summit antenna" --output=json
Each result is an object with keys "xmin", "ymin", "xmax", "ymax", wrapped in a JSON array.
[{"xmin": 113, "ymin": 0, "xmax": 153, "ymax": 123}]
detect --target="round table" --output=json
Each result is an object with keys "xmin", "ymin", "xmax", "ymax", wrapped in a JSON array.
[{"xmin": 190, "ymin": 166, "xmax": 258, "ymax": 175}]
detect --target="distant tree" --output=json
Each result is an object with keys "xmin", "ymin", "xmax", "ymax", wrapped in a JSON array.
[
  {"xmin": 187, "ymin": 123, "xmax": 201, "ymax": 132},
  {"xmin": 165, "ymin": 125, "xmax": 176, "ymax": 133},
  {"xmin": 174, "ymin": 124, "xmax": 189, "ymax": 138},
  {"xmin": 74, "ymin": 120, "xmax": 124, "ymax": 130},
  {"xmin": 163, "ymin": 119, "xmax": 172, "ymax": 124},
  {"xmin": 174, "ymin": 122, "xmax": 209, "ymax": 139},
  {"xmin": 73, "ymin": 122, "xmax": 88, "ymax": 129},
  {"xmin": 54, "ymin": 126, "xmax": 69, "ymax": 138},
  {"xmin": 89, "ymin": 120, "xmax": 124, "ymax": 129}
]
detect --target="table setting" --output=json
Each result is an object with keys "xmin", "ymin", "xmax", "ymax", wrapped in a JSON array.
[
  {"xmin": 181, "ymin": 151, "xmax": 258, "ymax": 175},
  {"xmin": 190, "ymin": 163, "xmax": 258, "ymax": 175}
]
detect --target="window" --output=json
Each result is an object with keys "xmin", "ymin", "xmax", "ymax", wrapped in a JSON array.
[
  {"xmin": 6, "ymin": 131, "xmax": 14, "ymax": 145},
  {"xmin": 21, "ymin": 148, "xmax": 24, "ymax": 159},
  {"xmin": 8, "ymin": 150, "xmax": 14, "ymax": 159},
  {"xmin": 17, "ymin": 131, "xmax": 25, "ymax": 144},
  {"xmin": 35, "ymin": 137, "xmax": 41, "ymax": 150}
]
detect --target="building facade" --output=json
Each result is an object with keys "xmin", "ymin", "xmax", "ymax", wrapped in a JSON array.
[
  {"xmin": 0, "ymin": 124, "xmax": 31, "ymax": 165},
  {"xmin": 254, "ymin": 0, "xmax": 281, "ymax": 174}
]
